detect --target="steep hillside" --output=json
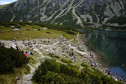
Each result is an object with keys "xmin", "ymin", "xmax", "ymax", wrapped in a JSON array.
[{"xmin": 0, "ymin": 0, "xmax": 126, "ymax": 28}]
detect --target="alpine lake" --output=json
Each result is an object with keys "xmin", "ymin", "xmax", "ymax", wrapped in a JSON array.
[{"xmin": 78, "ymin": 29, "xmax": 126, "ymax": 80}]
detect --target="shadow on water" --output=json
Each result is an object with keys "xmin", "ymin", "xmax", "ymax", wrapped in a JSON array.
[{"xmin": 78, "ymin": 29, "xmax": 126, "ymax": 80}]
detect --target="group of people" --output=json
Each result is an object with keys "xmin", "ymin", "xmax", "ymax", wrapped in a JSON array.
[
  {"xmin": 87, "ymin": 50, "xmax": 98, "ymax": 68},
  {"xmin": 13, "ymin": 39, "xmax": 35, "ymax": 58},
  {"xmin": 85, "ymin": 44, "xmax": 122, "ymax": 81},
  {"xmin": 59, "ymin": 42, "xmax": 77, "ymax": 61},
  {"xmin": 105, "ymin": 68, "xmax": 112, "ymax": 75},
  {"xmin": 24, "ymin": 51, "xmax": 33, "ymax": 58},
  {"xmin": 49, "ymin": 52, "xmax": 55, "ymax": 56},
  {"xmin": 2, "ymin": 36, "xmax": 126, "ymax": 82}
]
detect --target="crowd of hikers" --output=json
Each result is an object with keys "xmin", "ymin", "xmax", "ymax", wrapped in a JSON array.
[
  {"xmin": 0, "ymin": 37, "xmax": 125, "ymax": 82},
  {"xmin": 0, "ymin": 38, "xmax": 112, "ymax": 75}
]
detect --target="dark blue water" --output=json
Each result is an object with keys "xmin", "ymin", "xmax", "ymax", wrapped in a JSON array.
[
  {"xmin": 79, "ymin": 29, "xmax": 126, "ymax": 80},
  {"xmin": 109, "ymin": 67, "xmax": 126, "ymax": 80}
]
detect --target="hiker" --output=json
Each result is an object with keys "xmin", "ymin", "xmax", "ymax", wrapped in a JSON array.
[
  {"xmin": 23, "ymin": 40, "xmax": 25, "ymax": 44},
  {"xmin": 27, "ymin": 51, "xmax": 31, "ymax": 55},
  {"xmin": 49, "ymin": 52, "xmax": 51, "ymax": 55},
  {"xmin": 71, "ymin": 52, "xmax": 74, "ymax": 56},
  {"xmin": 105, "ymin": 68, "xmax": 108, "ymax": 73},
  {"xmin": 73, "ymin": 56, "xmax": 76, "ymax": 59},
  {"xmin": 67, "ymin": 51, "xmax": 69, "ymax": 54},
  {"xmin": 52, "ymin": 52, "xmax": 55, "ymax": 56},
  {"xmin": 71, "ymin": 58, "xmax": 75, "ymax": 61},
  {"xmin": 33, "ymin": 40, "xmax": 36, "ymax": 44},
  {"xmin": 28, "ymin": 42, "xmax": 30, "ymax": 46},
  {"xmin": 24, "ymin": 51, "xmax": 29, "ymax": 58},
  {"xmin": 0, "ymin": 41, "xmax": 2, "ymax": 46},
  {"xmin": 30, "ymin": 44, "xmax": 33, "ymax": 48},
  {"xmin": 36, "ymin": 44, "xmax": 39, "ymax": 48},
  {"xmin": 30, "ymin": 40, "xmax": 32, "ymax": 44},
  {"xmin": 89, "ymin": 51, "xmax": 92, "ymax": 56},
  {"xmin": 91, "ymin": 63, "xmax": 93, "ymax": 67},
  {"xmin": 16, "ymin": 45, "xmax": 19, "ymax": 50},
  {"xmin": 108, "ymin": 71, "xmax": 112, "ymax": 75},
  {"xmin": 28, "ymin": 51, "xmax": 33, "ymax": 55},
  {"xmin": 94, "ymin": 62, "xmax": 98, "ymax": 68},
  {"xmin": 30, "ymin": 51, "xmax": 33, "ymax": 55},
  {"xmin": 48, "ymin": 40, "xmax": 50, "ymax": 43},
  {"xmin": 43, "ymin": 40, "xmax": 46, "ymax": 43},
  {"xmin": 91, "ymin": 54, "xmax": 95, "ymax": 61},
  {"xmin": 62, "ymin": 50, "xmax": 64, "ymax": 52},
  {"xmin": 14, "ymin": 37, "xmax": 16, "ymax": 42},
  {"xmin": 25, "ymin": 43, "xmax": 27, "ymax": 46},
  {"xmin": 28, "ymin": 38, "xmax": 30, "ymax": 42}
]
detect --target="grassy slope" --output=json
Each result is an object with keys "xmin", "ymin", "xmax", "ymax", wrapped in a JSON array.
[{"xmin": 0, "ymin": 24, "xmax": 77, "ymax": 40}]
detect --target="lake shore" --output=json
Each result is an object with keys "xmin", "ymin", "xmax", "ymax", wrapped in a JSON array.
[
  {"xmin": 80, "ymin": 34, "xmax": 110, "ymax": 67},
  {"xmin": 80, "ymin": 34, "xmax": 126, "ymax": 83}
]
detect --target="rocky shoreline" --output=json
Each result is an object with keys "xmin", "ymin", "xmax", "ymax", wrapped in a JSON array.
[{"xmin": 80, "ymin": 34, "xmax": 126, "ymax": 83}]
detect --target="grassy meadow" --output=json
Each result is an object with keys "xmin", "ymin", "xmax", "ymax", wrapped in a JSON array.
[{"xmin": 0, "ymin": 23, "xmax": 77, "ymax": 40}]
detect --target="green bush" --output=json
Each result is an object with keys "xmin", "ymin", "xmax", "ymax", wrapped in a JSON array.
[
  {"xmin": 68, "ymin": 63, "xmax": 79, "ymax": 68},
  {"xmin": 0, "ymin": 46, "xmax": 28, "ymax": 73},
  {"xmin": 61, "ymin": 58, "xmax": 72, "ymax": 63},
  {"xmin": 54, "ymin": 55, "xmax": 60, "ymax": 59},
  {"xmin": 38, "ymin": 71, "xmax": 85, "ymax": 84},
  {"xmin": 32, "ymin": 59, "xmax": 84, "ymax": 83},
  {"xmin": 81, "ymin": 63, "xmax": 89, "ymax": 69},
  {"xmin": 32, "ymin": 59, "xmax": 122, "ymax": 84}
]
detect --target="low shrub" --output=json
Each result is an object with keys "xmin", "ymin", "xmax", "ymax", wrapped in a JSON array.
[
  {"xmin": 81, "ymin": 63, "xmax": 89, "ymax": 69},
  {"xmin": 68, "ymin": 63, "xmax": 79, "ymax": 68},
  {"xmin": 0, "ymin": 46, "xmax": 28, "ymax": 73},
  {"xmin": 32, "ymin": 59, "xmax": 122, "ymax": 84},
  {"xmin": 54, "ymin": 55, "xmax": 60, "ymax": 59},
  {"xmin": 61, "ymin": 59, "xmax": 72, "ymax": 63}
]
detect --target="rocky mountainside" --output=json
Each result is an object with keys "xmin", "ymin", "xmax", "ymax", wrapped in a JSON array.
[{"xmin": 0, "ymin": 0, "xmax": 126, "ymax": 28}]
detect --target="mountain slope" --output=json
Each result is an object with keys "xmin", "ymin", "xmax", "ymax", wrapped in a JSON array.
[{"xmin": 0, "ymin": 0, "xmax": 126, "ymax": 27}]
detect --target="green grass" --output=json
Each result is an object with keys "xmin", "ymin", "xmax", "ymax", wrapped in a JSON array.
[
  {"xmin": 0, "ymin": 24, "xmax": 77, "ymax": 40},
  {"xmin": 0, "ymin": 65, "xmax": 30, "ymax": 84}
]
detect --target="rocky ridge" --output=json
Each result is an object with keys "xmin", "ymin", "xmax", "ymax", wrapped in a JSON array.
[{"xmin": 0, "ymin": 0, "xmax": 126, "ymax": 27}]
